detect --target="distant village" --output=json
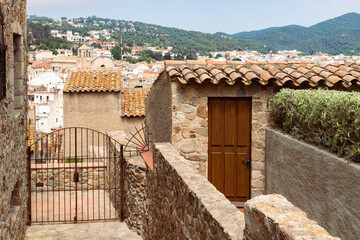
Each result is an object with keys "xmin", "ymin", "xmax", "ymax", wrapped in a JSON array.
[{"xmin": 27, "ymin": 16, "xmax": 360, "ymax": 137}]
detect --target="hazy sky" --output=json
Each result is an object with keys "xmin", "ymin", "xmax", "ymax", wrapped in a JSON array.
[{"xmin": 27, "ymin": 0, "xmax": 360, "ymax": 34}]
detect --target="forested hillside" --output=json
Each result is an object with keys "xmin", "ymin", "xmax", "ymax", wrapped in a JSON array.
[
  {"xmin": 229, "ymin": 13, "xmax": 360, "ymax": 55},
  {"xmin": 27, "ymin": 21, "xmax": 73, "ymax": 53},
  {"xmin": 27, "ymin": 15, "xmax": 265, "ymax": 54}
]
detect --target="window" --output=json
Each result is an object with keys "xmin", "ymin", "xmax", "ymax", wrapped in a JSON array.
[
  {"xmin": 13, "ymin": 33, "xmax": 23, "ymax": 109},
  {"xmin": 0, "ymin": 6, "xmax": 6, "ymax": 101}
]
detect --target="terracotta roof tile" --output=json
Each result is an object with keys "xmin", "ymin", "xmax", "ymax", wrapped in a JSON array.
[
  {"xmin": 28, "ymin": 123, "xmax": 35, "ymax": 152},
  {"xmin": 122, "ymin": 88, "xmax": 150, "ymax": 117},
  {"xmin": 64, "ymin": 70, "xmax": 121, "ymax": 92},
  {"xmin": 163, "ymin": 60, "xmax": 360, "ymax": 88}
]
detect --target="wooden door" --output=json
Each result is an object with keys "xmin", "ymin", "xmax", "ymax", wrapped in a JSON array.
[{"xmin": 208, "ymin": 97, "xmax": 251, "ymax": 202}]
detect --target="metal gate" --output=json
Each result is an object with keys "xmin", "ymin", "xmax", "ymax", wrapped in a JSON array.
[{"xmin": 27, "ymin": 127, "xmax": 124, "ymax": 224}]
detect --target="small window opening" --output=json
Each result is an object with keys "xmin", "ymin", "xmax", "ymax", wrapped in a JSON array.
[
  {"xmin": 13, "ymin": 33, "xmax": 23, "ymax": 109},
  {"xmin": 11, "ymin": 180, "xmax": 21, "ymax": 207}
]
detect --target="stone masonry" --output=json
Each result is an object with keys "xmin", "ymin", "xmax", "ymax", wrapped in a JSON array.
[
  {"xmin": 31, "ymin": 164, "xmax": 105, "ymax": 191},
  {"xmin": 170, "ymin": 80, "xmax": 274, "ymax": 197},
  {"xmin": 243, "ymin": 195, "xmax": 340, "ymax": 240},
  {"xmin": 123, "ymin": 156, "xmax": 146, "ymax": 236},
  {"xmin": 0, "ymin": 0, "xmax": 28, "ymax": 239},
  {"xmin": 107, "ymin": 130, "xmax": 340, "ymax": 239},
  {"xmin": 144, "ymin": 143, "xmax": 245, "ymax": 240}
]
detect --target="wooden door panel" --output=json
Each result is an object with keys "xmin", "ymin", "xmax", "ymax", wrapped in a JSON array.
[
  {"xmin": 237, "ymin": 153, "xmax": 250, "ymax": 199},
  {"xmin": 238, "ymin": 101, "xmax": 250, "ymax": 147},
  {"xmin": 209, "ymin": 97, "xmax": 251, "ymax": 202},
  {"xmin": 224, "ymin": 101, "xmax": 237, "ymax": 146},
  {"xmin": 224, "ymin": 153, "xmax": 236, "ymax": 197},
  {"xmin": 210, "ymin": 101, "xmax": 223, "ymax": 146},
  {"xmin": 211, "ymin": 153, "xmax": 224, "ymax": 193}
]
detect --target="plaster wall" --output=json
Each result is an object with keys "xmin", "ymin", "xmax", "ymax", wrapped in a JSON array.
[
  {"xmin": 265, "ymin": 127, "xmax": 360, "ymax": 240},
  {"xmin": 145, "ymin": 72, "xmax": 172, "ymax": 146},
  {"xmin": 63, "ymin": 92, "xmax": 143, "ymax": 133}
]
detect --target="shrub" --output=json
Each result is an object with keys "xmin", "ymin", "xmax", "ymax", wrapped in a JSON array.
[
  {"xmin": 65, "ymin": 156, "xmax": 83, "ymax": 163},
  {"xmin": 269, "ymin": 89, "xmax": 360, "ymax": 162}
]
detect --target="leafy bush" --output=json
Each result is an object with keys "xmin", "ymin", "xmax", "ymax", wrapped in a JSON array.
[
  {"xmin": 65, "ymin": 156, "xmax": 83, "ymax": 163},
  {"xmin": 269, "ymin": 89, "xmax": 360, "ymax": 162}
]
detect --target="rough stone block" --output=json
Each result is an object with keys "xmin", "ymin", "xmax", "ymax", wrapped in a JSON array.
[{"xmin": 244, "ymin": 194, "xmax": 340, "ymax": 240}]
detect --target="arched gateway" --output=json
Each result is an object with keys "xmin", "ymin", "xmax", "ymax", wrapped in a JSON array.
[{"xmin": 27, "ymin": 127, "xmax": 124, "ymax": 224}]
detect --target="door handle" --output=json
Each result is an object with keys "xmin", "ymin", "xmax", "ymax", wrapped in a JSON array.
[{"xmin": 243, "ymin": 156, "xmax": 250, "ymax": 170}]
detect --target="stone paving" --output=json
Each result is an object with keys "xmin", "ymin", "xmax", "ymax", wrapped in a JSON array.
[
  {"xmin": 31, "ymin": 190, "xmax": 117, "ymax": 222},
  {"xmin": 25, "ymin": 221, "xmax": 142, "ymax": 240}
]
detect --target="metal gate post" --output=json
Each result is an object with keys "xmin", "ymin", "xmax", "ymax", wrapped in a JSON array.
[
  {"xmin": 120, "ymin": 144, "xmax": 125, "ymax": 221},
  {"xmin": 74, "ymin": 128, "xmax": 78, "ymax": 223},
  {"xmin": 27, "ymin": 147, "xmax": 32, "ymax": 225}
]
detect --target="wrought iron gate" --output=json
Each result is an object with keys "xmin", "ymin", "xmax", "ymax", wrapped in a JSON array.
[{"xmin": 27, "ymin": 127, "xmax": 124, "ymax": 224}]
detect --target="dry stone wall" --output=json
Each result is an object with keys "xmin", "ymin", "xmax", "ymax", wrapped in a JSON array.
[
  {"xmin": 144, "ymin": 143, "xmax": 245, "ymax": 240},
  {"xmin": 31, "ymin": 165, "xmax": 105, "ymax": 191},
  {"xmin": 123, "ymin": 155, "xmax": 146, "ymax": 236},
  {"xmin": 243, "ymin": 195, "xmax": 340, "ymax": 240},
  {"xmin": 107, "ymin": 131, "xmax": 147, "ymax": 237},
  {"xmin": 0, "ymin": 1, "xmax": 28, "ymax": 239},
  {"xmin": 107, "ymin": 131, "xmax": 340, "ymax": 239}
]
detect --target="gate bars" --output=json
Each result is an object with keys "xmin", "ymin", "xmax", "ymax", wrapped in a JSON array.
[{"xmin": 27, "ymin": 127, "xmax": 125, "ymax": 224}]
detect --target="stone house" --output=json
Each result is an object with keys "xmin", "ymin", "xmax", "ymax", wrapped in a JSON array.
[
  {"xmin": 0, "ymin": 1, "xmax": 28, "ymax": 239},
  {"xmin": 76, "ymin": 44, "xmax": 115, "ymax": 70},
  {"xmin": 146, "ymin": 60, "xmax": 360, "ymax": 204},
  {"xmin": 63, "ymin": 70, "xmax": 149, "ymax": 133}
]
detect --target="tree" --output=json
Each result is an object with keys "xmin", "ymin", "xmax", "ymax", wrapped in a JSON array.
[
  {"xmin": 215, "ymin": 54, "xmax": 222, "ymax": 59},
  {"xmin": 164, "ymin": 52, "xmax": 172, "ymax": 60},
  {"xmin": 110, "ymin": 45, "xmax": 122, "ymax": 60},
  {"xmin": 126, "ymin": 57, "xmax": 138, "ymax": 64},
  {"xmin": 91, "ymin": 43, "xmax": 101, "ymax": 49},
  {"xmin": 232, "ymin": 58, "xmax": 242, "ymax": 61},
  {"xmin": 152, "ymin": 51, "xmax": 163, "ymax": 61}
]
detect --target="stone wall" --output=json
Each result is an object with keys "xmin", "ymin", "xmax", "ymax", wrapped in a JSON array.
[
  {"xmin": 244, "ymin": 195, "xmax": 340, "ymax": 240},
  {"xmin": 30, "ymin": 164, "xmax": 105, "ymax": 191},
  {"xmin": 144, "ymin": 143, "xmax": 245, "ymax": 240},
  {"xmin": 123, "ymin": 156, "xmax": 146, "ymax": 236},
  {"xmin": 265, "ymin": 127, "xmax": 360, "ymax": 239},
  {"xmin": 107, "ymin": 135, "xmax": 339, "ymax": 239},
  {"xmin": 170, "ymin": 79, "xmax": 275, "ymax": 197},
  {"xmin": 106, "ymin": 136, "xmax": 123, "ymax": 217},
  {"xmin": 0, "ymin": 1, "xmax": 28, "ymax": 239},
  {"xmin": 107, "ymin": 131, "xmax": 147, "ymax": 237}
]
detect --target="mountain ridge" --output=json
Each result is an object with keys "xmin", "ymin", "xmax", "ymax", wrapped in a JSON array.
[
  {"xmin": 27, "ymin": 13, "xmax": 360, "ymax": 55},
  {"xmin": 228, "ymin": 12, "xmax": 360, "ymax": 54}
]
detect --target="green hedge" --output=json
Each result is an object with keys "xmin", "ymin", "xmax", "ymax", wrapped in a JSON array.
[{"xmin": 269, "ymin": 89, "xmax": 360, "ymax": 162}]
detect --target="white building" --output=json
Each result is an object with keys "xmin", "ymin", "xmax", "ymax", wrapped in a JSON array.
[{"xmin": 28, "ymin": 72, "xmax": 65, "ymax": 133}]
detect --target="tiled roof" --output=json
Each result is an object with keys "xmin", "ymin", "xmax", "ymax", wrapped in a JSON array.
[
  {"xmin": 64, "ymin": 70, "xmax": 122, "ymax": 92},
  {"xmin": 28, "ymin": 123, "xmax": 35, "ymax": 152},
  {"xmin": 164, "ymin": 60, "xmax": 360, "ymax": 88},
  {"xmin": 122, "ymin": 88, "xmax": 150, "ymax": 117}
]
